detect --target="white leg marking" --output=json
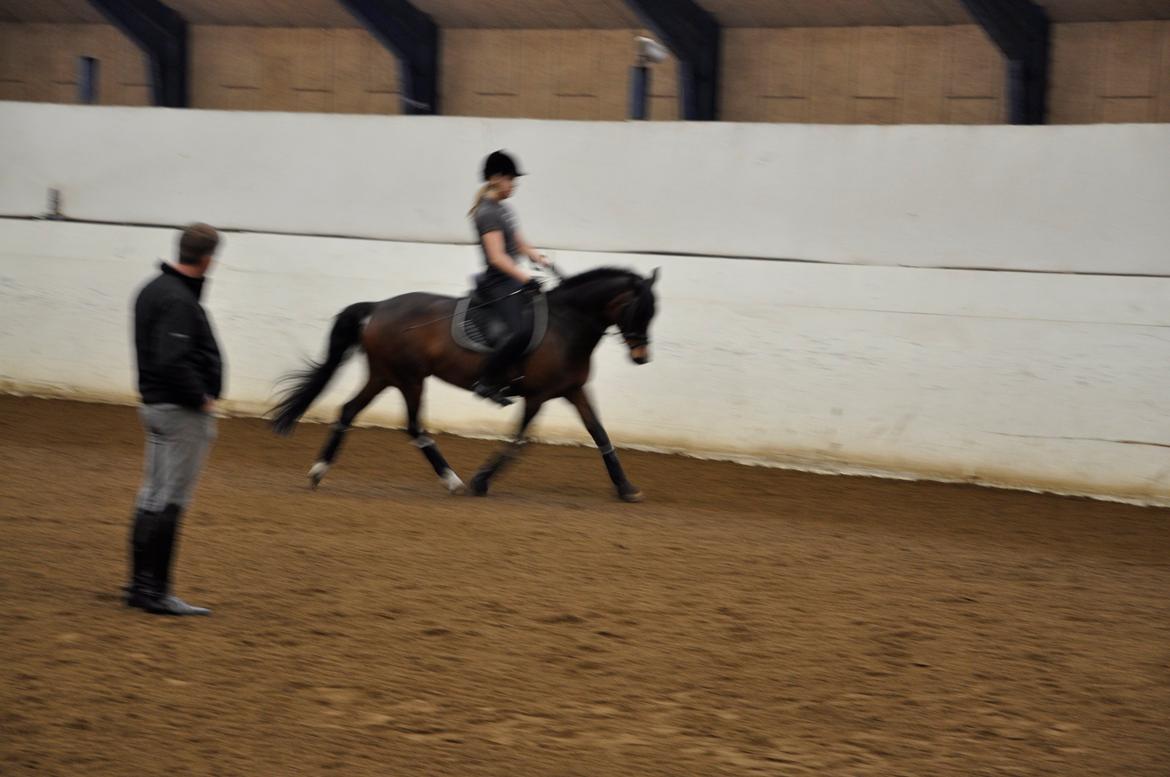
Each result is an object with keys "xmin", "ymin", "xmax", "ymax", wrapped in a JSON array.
[
  {"xmin": 441, "ymin": 469, "xmax": 467, "ymax": 495},
  {"xmin": 308, "ymin": 461, "xmax": 330, "ymax": 488}
]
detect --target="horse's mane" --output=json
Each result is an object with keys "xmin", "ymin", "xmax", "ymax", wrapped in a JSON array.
[
  {"xmin": 549, "ymin": 267, "xmax": 653, "ymax": 321},
  {"xmin": 554, "ymin": 267, "xmax": 642, "ymax": 292}
]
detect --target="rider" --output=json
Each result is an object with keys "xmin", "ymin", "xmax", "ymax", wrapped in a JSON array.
[{"xmin": 469, "ymin": 150, "xmax": 550, "ymax": 405}]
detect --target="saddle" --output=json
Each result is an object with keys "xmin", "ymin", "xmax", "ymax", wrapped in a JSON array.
[{"xmin": 451, "ymin": 288, "xmax": 549, "ymax": 355}]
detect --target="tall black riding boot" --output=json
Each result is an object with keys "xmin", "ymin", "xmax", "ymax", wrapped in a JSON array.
[
  {"xmin": 140, "ymin": 503, "xmax": 211, "ymax": 616},
  {"xmin": 473, "ymin": 355, "xmax": 520, "ymax": 407},
  {"xmin": 473, "ymin": 377, "xmax": 515, "ymax": 406},
  {"xmin": 124, "ymin": 508, "xmax": 159, "ymax": 606}
]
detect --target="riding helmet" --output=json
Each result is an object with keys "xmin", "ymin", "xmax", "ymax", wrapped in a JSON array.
[{"xmin": 482, "ymin": 150, "xmax": 525, "ymax": 181}]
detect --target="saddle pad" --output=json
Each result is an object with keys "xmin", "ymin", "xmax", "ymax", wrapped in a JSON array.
[{"xmin": 452, "ymin": 293, "xmax": 548, "ymax": 355}]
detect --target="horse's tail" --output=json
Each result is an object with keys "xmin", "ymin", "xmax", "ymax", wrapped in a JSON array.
[{"xmin": 270, "ymin": 301, "xmax": 375, "ymax": 436}]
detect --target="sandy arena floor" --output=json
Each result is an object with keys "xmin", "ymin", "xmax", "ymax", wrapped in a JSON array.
[{"xmin": 1, "ymin": 396, "xmax": 1167, "ymax": 776}]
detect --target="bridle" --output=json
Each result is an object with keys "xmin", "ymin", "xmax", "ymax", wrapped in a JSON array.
[{"xmin": 616, "ymin": 288, "xmax": 652, "ymax": 349}]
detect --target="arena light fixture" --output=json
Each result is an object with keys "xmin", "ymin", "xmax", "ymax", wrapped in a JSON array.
[
  {"xmin": 629, "ymin": 36, "xmax": 667, "ymax": 120},
  {"xmin": 635, "ymin": 36, "xmax": 669, "ymax": 65}
]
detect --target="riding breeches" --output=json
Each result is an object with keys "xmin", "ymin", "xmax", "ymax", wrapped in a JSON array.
[{"xmin": 135, "ymin": 404, "xmax": 217, "ymax": 512}]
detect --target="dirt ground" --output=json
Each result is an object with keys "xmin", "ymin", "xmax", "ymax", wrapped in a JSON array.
[{"xmin": 1, "ymin": 396, "xmax": 1168, "ymax": 776}]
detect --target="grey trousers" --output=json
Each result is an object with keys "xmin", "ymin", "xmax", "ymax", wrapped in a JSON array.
[{"xmin": 135, "ymin": 404, "xmax": 217, "ymax": 512}]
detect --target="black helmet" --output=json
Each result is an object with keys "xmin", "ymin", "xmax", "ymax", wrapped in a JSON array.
[{"xmin": 482, "ymin": 150, "xmax": 525, "ymax": 181}]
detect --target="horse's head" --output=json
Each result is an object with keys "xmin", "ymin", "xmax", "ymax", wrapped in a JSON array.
[
  {"xmin": 610, "ymin": 268, "xmax": 659, "ymax": 365},
  {"xmin": 552, "ymin": 267, "xmax": 661, "ymax": 364}
]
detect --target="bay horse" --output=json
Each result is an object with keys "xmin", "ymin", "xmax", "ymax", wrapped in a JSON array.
[{"xmin": 270, "ymin": 267, "xmax": 659, "ymax": 502}]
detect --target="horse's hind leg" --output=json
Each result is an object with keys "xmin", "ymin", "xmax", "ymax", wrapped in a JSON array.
[
  {"xmin": 470, "ymin": 398, "xmax": 544, "ymax": 497},
  {"xmin": 400, "ymin": 380, "xmax": 466, "ymax": 495},
  {"xmin": 308, "ymin": 377, "xmax": 386, "ymax": 489}
]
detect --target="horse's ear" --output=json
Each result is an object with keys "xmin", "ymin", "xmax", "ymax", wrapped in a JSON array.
[{"xmin": 647, "ymin": 267, "xmax": 660, "ymax": 288}]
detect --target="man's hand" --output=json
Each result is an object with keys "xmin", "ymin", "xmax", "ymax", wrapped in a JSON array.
[
  {"xmin": 530, "ymin": 251, "xmax": 550, "ymax": 268},
  {"xmin": 201, "ymin": 397, "xmax": 217, "ymax": 415}
]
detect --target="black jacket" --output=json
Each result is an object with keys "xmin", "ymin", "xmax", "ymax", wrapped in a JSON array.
[{"xmin": 134, "ymin": 263, "xmax": 223, "ymax": 408}]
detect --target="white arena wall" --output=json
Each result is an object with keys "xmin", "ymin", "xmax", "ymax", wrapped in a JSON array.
[{"xmin": 1, "ymin": 103, "xmax": 1167, "ymax": 504}]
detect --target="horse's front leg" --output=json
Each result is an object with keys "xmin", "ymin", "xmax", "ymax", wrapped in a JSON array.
[
  {"xmin": 470, "ymin": 398, "xmax": 544, "ymax": 497},
  {"xmin": 401, "ymin": 379, "xmax": 465, "ymax": 495},
  {"xmin": 565, "ymin": 387, "xmax": 642, "ymax": 502}
]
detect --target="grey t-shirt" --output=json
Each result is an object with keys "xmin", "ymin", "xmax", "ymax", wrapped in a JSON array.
[{"xmin": 473, "ymin": 199, "xmax": 521, "ymax": 286}]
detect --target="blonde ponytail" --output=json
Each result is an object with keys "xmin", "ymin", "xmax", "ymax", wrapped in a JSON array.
[{"xmin": 468, "ymin": 182, "xmax": 495, "ymax": 216}]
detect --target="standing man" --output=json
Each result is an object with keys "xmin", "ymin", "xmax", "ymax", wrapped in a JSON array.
[{"xmin": 125, "ymin": 223, "xmax": 223, "ymax": 616}]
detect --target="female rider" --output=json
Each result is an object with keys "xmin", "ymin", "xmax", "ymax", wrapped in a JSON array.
[{"xmin": 468, "ymin": 150, "xmax": 550, "ymax": 406}]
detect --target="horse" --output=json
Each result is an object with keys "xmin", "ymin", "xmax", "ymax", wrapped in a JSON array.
[{"xmin": 270, "ymin": 267, "xmax": 659, "ymax": 502}]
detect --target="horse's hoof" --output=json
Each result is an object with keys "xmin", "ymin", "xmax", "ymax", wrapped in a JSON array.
[
  {"xmin": 308, "ymin": 461, "xmax": 330, "ymax": 490},
  {"xmin": 619, "ymin": 488, "xmax": 644, "ymax": 503},
  {"xmin": 441, "ymin": 470, "xmax": 467, "ymax": 496},
  {"xmin": 469, "ymin": 475, "xmax": 490, "ymax": 497}
]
